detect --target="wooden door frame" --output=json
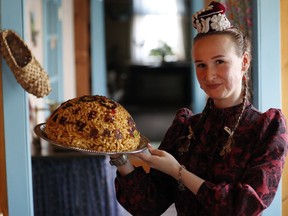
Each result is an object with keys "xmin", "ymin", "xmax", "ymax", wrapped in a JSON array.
[
  {"xmin": 74, "ymin": 0, "xmax": 91, "ymax": 96},
  {"xmin": 1, "ymin": 0, "xmax": 34, "ymax": 215},
  {"xmin": 0, "ymin": 61, "xmax": 8, "ymax": 216},
  {"xmin": 281, "ymin": 0, "xmax": 288, "ymax": 215}
]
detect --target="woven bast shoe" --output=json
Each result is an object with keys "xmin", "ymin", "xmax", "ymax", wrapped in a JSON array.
[{"xmin": 0, "ymin": 29, "xmax": 52, "ymax": 98}]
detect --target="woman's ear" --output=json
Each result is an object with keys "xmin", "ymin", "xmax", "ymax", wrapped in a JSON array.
[{"xmin": 242, "ymin": 52, "xmax": 250, "ymax": 72}]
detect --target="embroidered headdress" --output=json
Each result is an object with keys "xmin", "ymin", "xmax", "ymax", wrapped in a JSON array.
[{"xmin": 192, "ymin": 1, "xmax": 231, "ymax": 34}]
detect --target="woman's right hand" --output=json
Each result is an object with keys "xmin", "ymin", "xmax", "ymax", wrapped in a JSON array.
[{"xmin": 134, "ymin": 144, "xmax": 180, "ymax": 179}]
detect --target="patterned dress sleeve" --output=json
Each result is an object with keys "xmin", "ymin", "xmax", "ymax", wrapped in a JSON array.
[
  {"xmin": 114, "ymin": 108, "xmax": 192, "ymax": 215},
  {"xmin": 196, "ymin": 109, "xmax": 288, "ymax": 216}
]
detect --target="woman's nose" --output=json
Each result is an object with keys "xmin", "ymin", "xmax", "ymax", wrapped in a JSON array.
[{"xmin": 205, "ymin": 68, "xmax": 217, "ymax": 81}]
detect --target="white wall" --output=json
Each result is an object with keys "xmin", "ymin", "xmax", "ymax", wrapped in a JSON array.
[
  {"xmin": 25, "ymin": 0, "xmax": 76, "ymax": 102},
  {"xmin": 62, "ymin": 0, "xmax": 76, "ymax": 100},
  {"xmin": 24, "ymin": 0, "xmax": 76, "ymax": 125},
  {"xmin": 23, "ymin": 0, "xmax": 76, "ymax": 155}
]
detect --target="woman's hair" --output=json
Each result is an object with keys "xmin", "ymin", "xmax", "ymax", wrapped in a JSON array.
[
  {"xmin": 193, "ymin": 27, "xmax": 253, "ymax": 99},
  {"xmin": 193, "ymin": 27, "xmax": 252, "ymax": 58}
]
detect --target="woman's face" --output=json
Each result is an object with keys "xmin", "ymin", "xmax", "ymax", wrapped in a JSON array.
[{"xmin": 192, "ymin": 34, "xmax": 249, "ymax": 108}]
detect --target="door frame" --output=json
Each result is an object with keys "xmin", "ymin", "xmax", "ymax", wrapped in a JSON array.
[
  {"xmin": 0, "ymin": 0, "xmax": 34, "ymax": 215},
  {"xmin": 252, "ymin": 0, "xmax": 281, "ymax": 215}
]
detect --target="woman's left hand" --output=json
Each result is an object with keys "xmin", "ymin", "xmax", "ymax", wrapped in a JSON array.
[{"xmin": 133, "ymin": 143, "xmax": 180, "ymax": 179}]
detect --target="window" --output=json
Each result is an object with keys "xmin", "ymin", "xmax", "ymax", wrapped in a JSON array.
[{"xmin": 130, "ymin": 0, "xmax": 190, "ymax": 64}]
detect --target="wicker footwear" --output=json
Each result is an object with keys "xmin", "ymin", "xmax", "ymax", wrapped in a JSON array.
[{"xmin": 0, "ymin": 29, "xmax": 52, "ymax": 98}]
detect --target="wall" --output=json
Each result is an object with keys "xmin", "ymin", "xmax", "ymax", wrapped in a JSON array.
[
  {"xmin": 24, "ymin": 0, "xmax": 76, "ymax": 139},
  {"xmin": 62, "ymin": 0, "xmax": 76, "ymax": 100},
  {"xmin": 25, "ymin": 0, "xmax": 76, "ymax": 115}
]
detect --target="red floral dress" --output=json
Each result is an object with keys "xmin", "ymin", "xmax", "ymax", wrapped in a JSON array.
[{"xmin": 114, "ymin": 101, "xmax": 288, "ymax": 216}]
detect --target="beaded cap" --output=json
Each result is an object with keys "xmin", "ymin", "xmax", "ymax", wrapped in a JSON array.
[{"xmin": 192, "ymin": 1, "xmax": 231, "ymax": 34}]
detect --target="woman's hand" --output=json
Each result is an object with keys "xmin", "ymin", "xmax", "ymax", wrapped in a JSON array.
[
  {"xmin": 134, "ymin": 143, "xmax": 180, "ymax": 179},
  {"xmin": 134, "ymin": 143, "xmax": 205, "ymax": 194}
]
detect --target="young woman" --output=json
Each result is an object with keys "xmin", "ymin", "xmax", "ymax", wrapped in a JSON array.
[{"xmin": 109, "ymin": 2, "xmax": 288, "ymax": 215}]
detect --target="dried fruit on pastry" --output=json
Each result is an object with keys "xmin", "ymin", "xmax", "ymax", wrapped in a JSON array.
[{"xmin": 45, "ymin": 95, "xmax": 141, "ymax": 152}]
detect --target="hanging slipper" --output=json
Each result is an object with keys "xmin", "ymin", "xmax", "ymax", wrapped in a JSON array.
[{"xmin": 0, "ymin": 29, "xmax": 52, "ymax": 98}]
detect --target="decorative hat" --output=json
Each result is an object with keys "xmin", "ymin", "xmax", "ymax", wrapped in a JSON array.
[{"xmin": 192, "ymin": 1, "xmax": 231, "ymax": 34}]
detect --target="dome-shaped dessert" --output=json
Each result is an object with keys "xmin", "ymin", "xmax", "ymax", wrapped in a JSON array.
[{"xmin": 45, "ymin": 95, "xmax": 141, "ymax": 152}]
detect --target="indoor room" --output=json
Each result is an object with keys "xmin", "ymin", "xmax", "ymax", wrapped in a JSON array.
[{"xmin": 1, "ymin": 0, "xmax": 288, "ymax": 215}]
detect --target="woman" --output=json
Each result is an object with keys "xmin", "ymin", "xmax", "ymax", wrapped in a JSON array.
[{"xmin": 110, "ymin": 2, "xmax": 288, "ymax": 215}]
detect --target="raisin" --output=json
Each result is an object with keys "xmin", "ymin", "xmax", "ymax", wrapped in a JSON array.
[
  {"xmin": 72, "ymin": 107, "xmax": 81, "ymax": 115},
  {"xmin": 104, "ymin": 115, "xmax": 114, "ymax": 123},
  {"xmin": 127, "ymin": 117, "xmax": 135, "ymax": 127},
  {"xmin": 52, "ymin": 113, "xmax": 59, "ymax": 122},
  {"xmin": 90, "ymin": 128, "xmax": 99, "ymax": 138},
  {"xmin": 128, "ymin": 128, "xmax": 135, "ymax": 137},
  {"xmin": 98, "ymin": 96, "xmax": 117, "ymax": 110},
  {"xmin": 79, "ymin": 95, "xmax": 96, "ymax": 102},
  {"xmin": 88, "ymin": 110, "xmax": 97, "ymax": 120},
  {"xmin": 102, "ymin": 129, "xmax": 111, "ymax": 137},
  {"xmin": 59, "ymin": 116, "xmax": 67, "ymax": 125},
  {"xmin": 76, "ymin": 120, "xmax": 86, "ymax": 131},
  {"xmin": 115, "ymin": 129, "xmax": 123, "ymax": 140},
  {"xmin": 61, "ymin": 102, "xmax": 73, "ymax": 109}
]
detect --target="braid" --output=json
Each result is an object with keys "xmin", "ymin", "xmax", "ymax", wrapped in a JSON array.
[{"xmin": 219, "ymin": 76, "xmax": 248, "ymax": 156}]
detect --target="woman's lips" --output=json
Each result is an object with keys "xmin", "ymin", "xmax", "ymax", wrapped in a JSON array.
[{"xmin": 206, "ymin": 83, "xmax": 221, "ymax": 90}]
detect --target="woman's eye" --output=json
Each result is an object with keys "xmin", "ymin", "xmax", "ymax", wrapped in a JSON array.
[
  {"xmin": 196, "ymin": 63, "xmax": 206, "ymax": 68},
  {"xmin": 216, "ymin": 60, "xmax": 224, "ymax": 64}
]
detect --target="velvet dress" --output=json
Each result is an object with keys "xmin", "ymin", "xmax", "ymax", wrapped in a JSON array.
[{"xmin": 114, "ymin": 100, "xmax": 288, "ymax": 216}]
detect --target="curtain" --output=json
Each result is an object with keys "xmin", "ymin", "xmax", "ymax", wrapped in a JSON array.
[{"xmin": 219, "ymin": 0, "xmax": 253, "ymax": 38}]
